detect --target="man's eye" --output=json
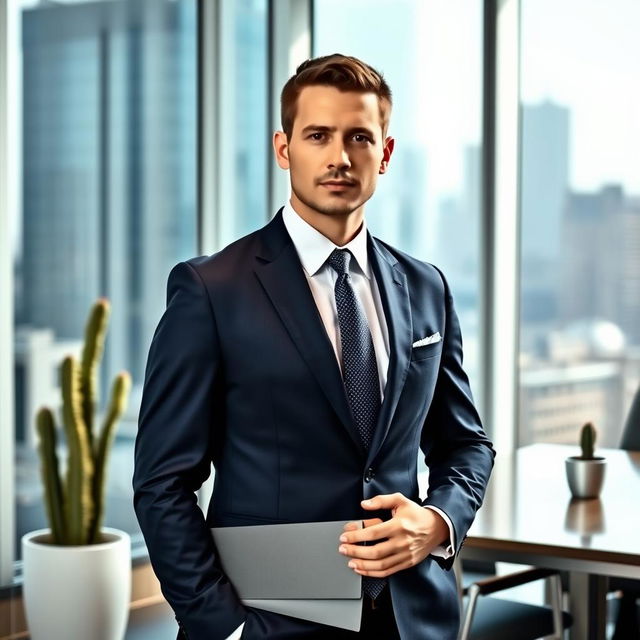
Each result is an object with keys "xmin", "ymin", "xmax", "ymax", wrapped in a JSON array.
[
  {"xmin": 309, "ymin": 132, "xmax": 324, "ymax": 141},
  {"xmin": 353, "ymin": 134, "xmax": 371, "ymax": 143}
]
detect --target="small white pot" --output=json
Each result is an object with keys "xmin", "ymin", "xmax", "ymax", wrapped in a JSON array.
[
  {"xmin": 22, "ymin": 527, "xmax": 131, "ymax": 640},
  {"xmin": 565, "ymin": 456, "xmax": 606, "ymax": 499}
]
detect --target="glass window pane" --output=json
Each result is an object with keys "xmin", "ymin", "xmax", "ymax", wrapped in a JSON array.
[
  {"xmin": 519, "ymin": 0, "xmax": 640, "ymax": 447},
  {"xmin": 13, "ymin": 0, "xmax": 197, "ymax": 561},
  {"xmin": 217, "ymin": 0, "xmax": 268, "ymax": 246},
  {"xmin": 313, "ymin": 0, "xmax": 483, "ymax": 398}
]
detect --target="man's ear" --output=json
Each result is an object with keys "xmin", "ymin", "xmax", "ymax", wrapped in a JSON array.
[
  {"xmin": 273, "ymin": 130, "xmax": 290, "ymax": 170},
  {"xmin": 379, "ymin": 136, "xmax": 395, "ymax": 174}
]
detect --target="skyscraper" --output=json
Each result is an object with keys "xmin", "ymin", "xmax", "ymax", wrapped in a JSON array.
[
  {"xmin": 561, "ymin": 184, "xmax": 640, "ymax": 345},
  {"xmin": 19, "ymin": 0, "xmax": 197, "ymax": 397},
  {"xmin": 436, "ymin": 144, "xmax": 480, "ymax": 304},
  {"xmin": 520, "ymin": 101, "xmax": 570, "ymax": 324}
]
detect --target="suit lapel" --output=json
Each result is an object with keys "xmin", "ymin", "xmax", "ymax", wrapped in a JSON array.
[
  {"xmin": 366, "ymin": 235, "xmax": 413, "ymax": 467},
  {"xmin": 253, "ymin": 210, "xmax": 366, "ymax": 456}
]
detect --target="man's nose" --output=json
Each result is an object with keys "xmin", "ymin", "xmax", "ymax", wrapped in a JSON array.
[{"xmin": 327, "ymin": 142, "xmax": 351, "ymax": 171}]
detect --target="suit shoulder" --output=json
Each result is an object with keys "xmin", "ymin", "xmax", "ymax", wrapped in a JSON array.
[
  {"xmin": 372, "ymin": 236, "xmax": 449, "ymax": 293},
  {"xmin": 175, "ymin": 226, "xmax": 264, "ymax": 286}
]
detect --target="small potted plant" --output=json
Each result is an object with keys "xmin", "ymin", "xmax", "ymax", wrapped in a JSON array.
[
  {"xmin": 565, "ymin": 421, "xmax": 606, "ymax": 499},
  {"xmin": 21, "ymin": 299, "xmax": 132, "ymax": 640}
]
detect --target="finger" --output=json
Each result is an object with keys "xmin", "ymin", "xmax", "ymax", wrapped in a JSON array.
[
  {"xmin": 354, "ymin": 560, "xmax": 412, "ymax": 578},
  {"xmin": 340, "ymin": 518, "xmax": 396, "ymax": 544},
  {"xmin": 339, "ymin": 537, "xmax": 398, "ymax": 560},
  {"xmin": 342, "ymin": 518, "xmax": 382, "ymax": 533},
  {"xmin": 349, "ymin": 552, "xmax": 413, "ymax": 577},
  {"xmin": 362, "ymin": 518, "xmax": 383, "ymax": 528},
  {"xmin": 361, "ymin": 492, "xmax": 407, "ymax": 511}
]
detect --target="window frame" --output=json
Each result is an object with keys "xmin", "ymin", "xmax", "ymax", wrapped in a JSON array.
[
  {"xmin": 1, "ymin": 0, "xmax": 17, "ymax": 588},
  {"xmin": 480, "ymin": 0, "xmax": 521, "ymax": 454}
]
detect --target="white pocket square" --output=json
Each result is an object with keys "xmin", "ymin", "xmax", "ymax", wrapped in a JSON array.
[{"xmin": 412, "ymin": 332, "xmax": 442, "ymax": 348}]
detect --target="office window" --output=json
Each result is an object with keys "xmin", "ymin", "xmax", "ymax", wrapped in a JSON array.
[
  {"xmin": 518, "ymin": 0, "xmax": 640, "ymax": 447},
  {"xmin": 216, "ymin": 0, "xmax": 269, "ymax": 246},
  {"xmin": 13, "ymin": 0, "xmax": 197, "ymax": 562},
  {"xmin": 314, "ymin": 0, "xmax": 483, "ymax": 397}
]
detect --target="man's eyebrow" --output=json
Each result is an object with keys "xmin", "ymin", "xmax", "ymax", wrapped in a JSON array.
[
  {"xmin": 300, "ymin": 124, "xmax": 376, "ymax": 138},
  {"xmin": 300, "ymin": 125, "xmax": 335, "ymax": 135}
]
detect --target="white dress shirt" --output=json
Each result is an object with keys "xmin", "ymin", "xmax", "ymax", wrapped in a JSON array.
[
  {"xmin": 225, "ymin": 202, "xmax": 454, "ymax": 640},
  {"xmin": 284, "ymin": 201, "xmax": 390, "ymax": 398}
]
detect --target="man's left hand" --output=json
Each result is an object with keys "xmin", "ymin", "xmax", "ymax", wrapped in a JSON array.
[{"xmin": 338, "ymin": 492, "xmax": 449, "ymax": 578}]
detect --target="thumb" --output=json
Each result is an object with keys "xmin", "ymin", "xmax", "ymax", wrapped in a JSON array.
[{"xmin": 362, "ymin": 492, "xmax": 406, "ymax": 510}]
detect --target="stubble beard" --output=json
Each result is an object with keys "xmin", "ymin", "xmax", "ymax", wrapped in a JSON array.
[{"xmin": 292, "ymin": 183, "xmax": 372, "ymax": 218}]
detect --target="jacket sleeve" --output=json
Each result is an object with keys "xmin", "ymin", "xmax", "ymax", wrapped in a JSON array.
[
  {"xmin": 132, "ymin": 261, "xmax": 247, "ymax": 639},
  {"xmin": 419, "ymin": 267, "xmax": 496, "ymax": 570}
]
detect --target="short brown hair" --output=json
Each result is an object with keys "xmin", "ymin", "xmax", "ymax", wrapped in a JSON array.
[{"xmin": 280, "ymin": 53, "xmax": 393, "ymax": 140}]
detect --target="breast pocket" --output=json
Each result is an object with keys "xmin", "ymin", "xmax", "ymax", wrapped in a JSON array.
[{"xmin": 410, "ymin": 341, "xmax": 443, "ymax": 362}]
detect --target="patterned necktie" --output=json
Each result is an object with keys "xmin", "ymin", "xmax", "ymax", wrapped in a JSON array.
[{"xmin": 327, "ymin": 248, "xmax": 387, "ymax": 600}]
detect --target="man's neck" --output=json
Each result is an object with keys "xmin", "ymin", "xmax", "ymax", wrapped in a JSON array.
[{"xmin": 289, "ymin": 198, "xmax": 365, "ymax": 246}]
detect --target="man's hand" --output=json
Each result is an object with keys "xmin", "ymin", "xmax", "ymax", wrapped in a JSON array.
[{"xmin": 337, "ymin": 493, "xmax": 449, "ymax": 578}]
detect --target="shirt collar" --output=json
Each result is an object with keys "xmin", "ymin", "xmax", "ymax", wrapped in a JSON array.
[{"xmin": 282, "ymin": 200, "xmax": 371, "ymax": 279}]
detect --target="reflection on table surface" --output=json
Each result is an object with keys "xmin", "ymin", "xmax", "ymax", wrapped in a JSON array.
[{"xmin": 468, "ymin": 444, "xmax": 640, "ymax": 563}]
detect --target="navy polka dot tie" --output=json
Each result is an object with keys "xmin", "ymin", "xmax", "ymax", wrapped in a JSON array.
[{"xmin": 327, "ymin": 248, "xmax": 387, "ymax": 600}]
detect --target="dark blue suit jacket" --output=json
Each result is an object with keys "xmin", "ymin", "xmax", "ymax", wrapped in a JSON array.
[{"xmin": 132, "ymin": 208, "xmax": 495, "ymax": 639}]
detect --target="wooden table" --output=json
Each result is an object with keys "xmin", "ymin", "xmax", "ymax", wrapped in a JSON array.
[{"xmin": 460, "ymin": 444, "xmax": 640, "ymax": 639}]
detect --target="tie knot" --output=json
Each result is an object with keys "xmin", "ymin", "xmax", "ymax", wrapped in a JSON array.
[{"xmin": 327, "ymin": 248, "xmax": 351, "ymax": 276}]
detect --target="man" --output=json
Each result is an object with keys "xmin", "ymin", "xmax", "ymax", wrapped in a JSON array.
[{"xmin": 133, "ymin": 53, "xmax": 495, "ymax": 640}]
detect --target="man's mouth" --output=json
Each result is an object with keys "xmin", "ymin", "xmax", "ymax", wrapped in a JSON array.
[{"xmin": 320, "ymin": 180, "xmax": 356, "ymax": 190}]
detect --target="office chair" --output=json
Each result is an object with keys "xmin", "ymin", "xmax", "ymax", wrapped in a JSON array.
[
  {"xmin": 455, "ymin": 558, "xmax": 573, "ymax": 640},
  {"xmin": 620, "ymin": 384, "xmax": 640, "ymax": 451},
  {"xmin": 610, "ymin": 384, "xmax": 640, "ymax": 638}
]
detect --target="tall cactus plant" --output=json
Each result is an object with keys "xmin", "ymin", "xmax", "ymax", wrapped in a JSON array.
[
  {"xmin": 579, "ymin": 421, "xmax": 597, "ymax": 460},
  {"xmin": 35, "ymin": 298, "xmax": 131, "ymax": 545}
]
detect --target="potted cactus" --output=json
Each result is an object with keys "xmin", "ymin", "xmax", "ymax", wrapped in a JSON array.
[
  {"xmin": 21, "ymin": 299, "xmax": 132, "ymax": 640},
  {"xmin": 565, "ymin": 421, "xmax": 606, "ymax": 499}
]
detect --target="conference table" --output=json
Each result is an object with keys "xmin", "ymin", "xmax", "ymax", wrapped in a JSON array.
[{"xmin": 456, "ymin": 444, "xmax": 640, "ymax": 639}]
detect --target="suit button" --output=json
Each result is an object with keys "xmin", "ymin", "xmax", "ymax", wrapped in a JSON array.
[{"xmin": 364, "ymin": 468, "xmax": 375, "ymax": 482}]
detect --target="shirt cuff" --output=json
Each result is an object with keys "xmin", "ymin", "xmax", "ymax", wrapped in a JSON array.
[
  {"xmin": 226, "ymin": 622, "xmax": 245, "ymax": 640},
  {"xmin": 424, "ymin": 505, "xmax": 455, "ymax": 559}
]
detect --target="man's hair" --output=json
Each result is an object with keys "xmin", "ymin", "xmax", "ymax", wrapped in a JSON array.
[{"xmin": 280, "ymin": 53, "xmax": 393, "ymax": 141}]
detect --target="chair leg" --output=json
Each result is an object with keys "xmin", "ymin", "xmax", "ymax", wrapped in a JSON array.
[
  {"xmin": 453, "ymin": 556, "xmax": 464, "ymax": 609},
  {"xmin": 458, "ymin": 584, "xmax": 480, "ymax": 640},
  {"xmin": 549, "ymin": 573, "xmax": 564, "ymax": 639}
]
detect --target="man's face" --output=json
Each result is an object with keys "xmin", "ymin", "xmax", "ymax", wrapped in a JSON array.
[{"xmin": 274, "ymin": 85, "xmax": 394, "ymax": 220}]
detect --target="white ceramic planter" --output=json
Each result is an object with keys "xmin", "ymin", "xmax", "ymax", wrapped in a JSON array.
[
  {"xmin": 22, "ymin": 527, "xmax": 131, "ymax": 640},
  {"xmin": 565, "ymin": 456, "xmax": 606, "ymax": 498}
]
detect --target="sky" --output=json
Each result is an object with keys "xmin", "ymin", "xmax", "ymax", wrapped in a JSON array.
[
  {"xmin": 521, "ymin": 0, "xmax": 640, "ymax": 193},
  {"xmin": 317, "ymin": 0, "xmax": 640, "ymax": 196}
]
